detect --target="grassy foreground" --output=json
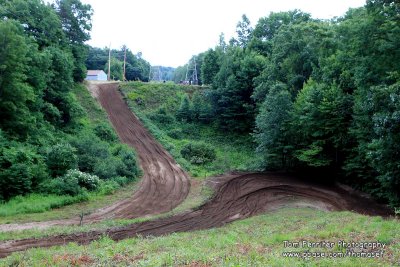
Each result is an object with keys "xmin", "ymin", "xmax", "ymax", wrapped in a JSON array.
[{"xmin": 1, "ymin": 208, "xmax": 399, "ymax": 266}]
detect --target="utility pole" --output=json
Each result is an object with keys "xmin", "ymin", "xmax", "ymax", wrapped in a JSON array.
[
  {"xmin": 148, "ymin": 65, "xmax": 152, "ymax": 81},
  {"xmin": 108, "ymin": 43, "xmax": 111, "ymax": 81},
  {"xmin": 193, "ymin": 56, "xmax": 198, "ymax": 85},
  {"xmin": 158, "ymin": 66, "xmax": 162, "ymax": 82},
  {"xmin": 123, "ymin": 45, "xmax": 127, "ymax": 81}
]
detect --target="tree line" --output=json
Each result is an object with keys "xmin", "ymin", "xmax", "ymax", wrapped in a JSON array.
[
  {"xmin": 0, "ymin": 0, "xmax": 139, "ymax": 202},
  {"xmin": 86, "ymin": 46, "xmax": 151, "ymax": 81},
  {"xmin": 177, "ymin": 0, "xmax": 400, "ymax": 206}
]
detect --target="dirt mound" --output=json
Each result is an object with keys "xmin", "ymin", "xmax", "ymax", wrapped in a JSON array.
[{"xmin": 0, "ymin": 83, "xmax": 392, "ymax": 258}]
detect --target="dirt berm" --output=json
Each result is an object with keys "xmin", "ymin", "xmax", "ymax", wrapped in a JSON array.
[{"xmin": 0, "ymin": 83, "xmax": 392, "ymax": 258}]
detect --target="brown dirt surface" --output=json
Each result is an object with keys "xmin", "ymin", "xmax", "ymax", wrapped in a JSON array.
[{"xmin": 0, "ymin": 82, "xmax": 393, "ymax": 258}]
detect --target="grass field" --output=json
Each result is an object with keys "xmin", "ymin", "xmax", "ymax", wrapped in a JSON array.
[{"xmin": 1, "ymin": 208, "xmax": 399, "ymax": 266}]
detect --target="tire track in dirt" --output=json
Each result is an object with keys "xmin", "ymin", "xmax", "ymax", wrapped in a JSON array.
[
  {"xmin": 0, "ymin": 83, "xmax": 392, "ymax": 258},
  {"xmin": 0, "ymin": 82, "xmax": 190, "ymax": 231}
]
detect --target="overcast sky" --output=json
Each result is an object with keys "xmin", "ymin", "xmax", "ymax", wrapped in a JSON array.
[{"xmin": 78, "ymin": 0, "xmax": 366, "ymax": 67}]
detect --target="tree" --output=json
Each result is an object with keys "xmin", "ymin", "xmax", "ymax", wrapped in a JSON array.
[
  {"xmin": 0, "ymin": 20, "xmax": 36, "ymax": 136},
  {"xmin": 290, "ymin": 80, "xmax": 352, "ymax": 169},
  {"xmin": 236, "ymin": 14, "xmax": 253, "ymax": 47},
  {"xmin": 55, "ymin": 0, "xmax": 93, "ymax": 81},
  {"xmin": 0, "ymin": 0, "xmax": 65, "ymax": 49},
  {"xmin": 176, "ymin": 94, "xmax": 192, "ymax": 122},
  {"xmin": 105, "ymin": 58, "xmax": 124, "ymax": 81},
  {"xmin": 201, "ymin": 49, "xmax": 219, "ymax": 85},
  {"xmin": 255, "ymin": 83, "xmax": 293, "ymax": 169}
]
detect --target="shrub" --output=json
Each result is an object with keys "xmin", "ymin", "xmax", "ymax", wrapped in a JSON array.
[
  {"xmin": 43, "ymin": 177, "xmax": 82, "ymax": 196},
  {"xmin": 167, "ymin": 128, "xmax": 183, "ymax": 139},
  {"xmin": 65, "ymin": 169, "xmax": 100, "ymax": 191},
  {"xmin": 149, "ymin": 107, "xmax": 175, "ymax": 125},
  {"xmin": 94, "ymin": 123, "xmax": 118, "ymax": 142},
  {"xmin": 0, "ymin": 145, "xmax": 48, "ymax": 200},
  {"xmin": 111, "ymin": 176, "xmax": 129, "ymax": 186},
  {"xmin": 180, "ymin": 142, "xmax": 216, "ymax": 165},
  {"xmin": 46, "ymin": 143, "xmax": 78, "ymax": 177},
  {"xmin": 97, "ymin": 180, "xmax": 120, "ymax": 195},
  {"xmin": 93, "ymin": 157, "xmax": 123, "ymax": 179},
  {"xmin": 112, "ymin": 144, "xmax": 140, "ymax": 179},
  {"xmin": 69, "ymin": 135, "xmax": 109, "ymax": 173}
]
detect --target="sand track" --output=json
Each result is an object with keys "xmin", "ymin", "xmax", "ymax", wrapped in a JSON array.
[{"xmin": 0, "ymin": 83, "xmax": 392, "ymax": 258}]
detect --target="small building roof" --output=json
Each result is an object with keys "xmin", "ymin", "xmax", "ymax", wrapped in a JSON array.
[{"xmin": 87, "ymin": 70, "xmax": 106, "ymax": 76}]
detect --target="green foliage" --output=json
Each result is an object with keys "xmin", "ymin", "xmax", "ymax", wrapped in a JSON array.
[
  {"xmin": 0, "ymin": 143, "xmax": 48, "ymax": 201},
  {"xmin": 46, "ymin": 143, "xmax": 78, "ymax": 177},
  {"xmin": 65, "ymin": 169, "xmax": 100, "ymax": 191},
  {"xmin": 149, "ymin": 107, "xmax": 176, "ymax": 125},
  {"xmin": 121, "ymin": 82, "xmax": 262, "ymax": 177},
  {"xmin": 169, "ymin": 4, "xmax": 400, "ymax": 205},
  {"xmin": 0, "ymin": 1, "xmax": 140, "ymax": 209},
  {"xmin": 176, "ymin": 94, "xmax": 193, "ymax": 122},
  {"xmin": 86, "ymin": 46, "xmax": 150, "ymax": 82},
  {"xmin": 43, "ymin": 173, "xmax": 85, "ymax": 197},
  {"xmin": 105, "ymin": 57, "xmax": 123, "ymax": 81},
  {"xmin": 255, "ymin": 83, "xmax": 293, "ymax": 169},
  {"xmin": 94, "ymin": 123, "xmax": 118, "ymax": 142},
  {"xmin": 201, "ymin": 49, "xmax": 220, "ymax": 85},
  {"xmin": 0, "ymin": 20, "xmax": 36, "ymax": 137},
  {"xmin": 180, "ymin": 142, "xmax": 216, "ymax": 165}
]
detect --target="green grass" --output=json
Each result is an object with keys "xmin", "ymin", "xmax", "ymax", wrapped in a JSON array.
[
  {"xmin": 120, "ymin": 81, "xmax": 264, "ymax": 177},
  {"xmin": 1, "ymin": 208, "xmax": 399, "ymax": 266},
  {"xmin": 0, "ymin": 182, "xmax": 138, "ymax": 225},
  {"xmin": 0, "ymin": 194, "xmax": 88, "ymax": 217},
  {"xmin": 0, "ymin": 179, "xmax": 212, "ymax": 242}
]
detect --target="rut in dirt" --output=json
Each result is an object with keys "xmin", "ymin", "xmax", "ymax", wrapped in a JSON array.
[
  {"xmin": 0, "ymin": 83, "xmax": 392, "ymax": 259},
  {"xmin": 0, "ymin": 82, "xmax": 191, "ymax": 232}
]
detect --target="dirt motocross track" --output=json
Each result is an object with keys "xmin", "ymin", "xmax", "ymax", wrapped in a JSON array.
[{"xmin": 0, "ymin": 82, "xmax": 392, "ymax": 258}]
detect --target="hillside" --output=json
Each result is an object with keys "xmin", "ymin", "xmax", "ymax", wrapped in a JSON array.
[{"xmin": 0, "ymin": 82, "xmax": 399, "ymax": 266}]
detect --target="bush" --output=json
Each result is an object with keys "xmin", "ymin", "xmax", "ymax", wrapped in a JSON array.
[
  {"xmin": 93, "ymin": 157, "xmax": 123, "ymax": 179},
  {"xmin": 65, "ymin": 169, "xmax": 100, "ymax": 190},
  {"xmin": 112, "ymin": 144, "xmax": 140, "ymax": 179},
  {"xmin": 46, "ymin": 143, "xmax": 78, "ymax": 177},
  {"xmin": 0, "ymin": 145, "xmax": 48, "ymax": 200},
  {"xmin": 180, "ymin": 142, "xmax": 216, "ymax": 165},
  {"xmin": 97, "ymin": 180, "xmax": 120, "ymax": 196},
  {"xmin": 149, "ymin": 107, "xmax": 175, "ymax": 125},
  {"xmin": 167, "ymin": 128, "xmax": 183, "ymax": 139},
  {"xmin": 43, "ymin": 177, "xmax": 82, "ymax": 196},
  {"xmin": 111, "ymin": 176, "xmax": 129, "ymax": 186},
  {"xmin": 94, "ymin": 123, "xmax": 118, "ymax": 142},
  {"xmin": 69, "ymin": 135, "xmax": 109, "ymax": 173}
]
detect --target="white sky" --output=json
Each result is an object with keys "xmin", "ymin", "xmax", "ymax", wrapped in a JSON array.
[{"xmin": 80, "ymin": 0, "xmax": 366, "ymax": 67}]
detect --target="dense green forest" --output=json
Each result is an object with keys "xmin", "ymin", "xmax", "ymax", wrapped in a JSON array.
[
  {"xmin": 175, "ymin": 1, "xmax": 400, "ymax": 206},
  {"xmin": 0, "ymin": 0, "xmax": 140, "ymax": 205},
  {"xmin": 86, "ymin": 46, "xmax": 151, "ymax": 81}
]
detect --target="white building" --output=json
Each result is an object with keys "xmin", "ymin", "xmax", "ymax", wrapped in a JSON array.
[{"xmin": 85, "ymin": 70, "xmax": 107, "ymax": 81}]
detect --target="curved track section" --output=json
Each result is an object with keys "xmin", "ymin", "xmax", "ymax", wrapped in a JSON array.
[
  {"xmin": 0, "ymin": 173, "xmax": 391, "ymax": 258},
  {"xmin": 0, "ymin": 82, "xmax": 190, "ymax": 231}
]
